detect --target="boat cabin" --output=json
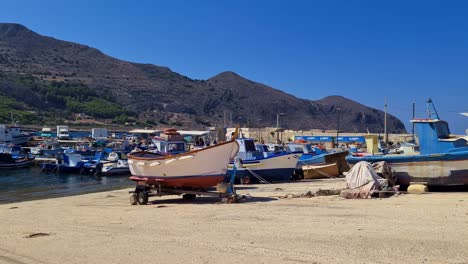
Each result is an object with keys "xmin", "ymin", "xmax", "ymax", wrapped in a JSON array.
[
  {"xmin": 56, "ymin": 125, "xmax": 70, "ymax": 140},
  {"xmin": 236, "ymin": 138, "xmax": 266, "ymax": 160},
  {"xmin": 412, "ymin": 119, "xmax": 468, "ymax": 155},
  {"xmin": 150, "ymin": 137, "xmax": 187, "ymax": 155}
]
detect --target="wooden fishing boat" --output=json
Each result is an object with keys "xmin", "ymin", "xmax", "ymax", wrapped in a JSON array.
[
  {"xmin": 128, "ymin": 128, "xmax": 239, "ymax": 188},
  {"xmin": 302, "ymin": 162, "xmax": 339, "ymax": 179}
]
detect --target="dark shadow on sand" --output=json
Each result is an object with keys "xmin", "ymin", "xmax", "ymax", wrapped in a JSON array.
[
  {"xmin": 428, "ymin": 185, "xmax": 468, "ymax": 192},
  {"xmin": 232, "ymin": 186, "xmax": 259, "ymax": 190},
  {"xmin": 148, "ymin": 195, "xmax": 277, "ymax": 205}
]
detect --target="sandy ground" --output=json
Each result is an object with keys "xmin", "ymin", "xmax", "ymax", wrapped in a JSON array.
[{"xmin": 0, "ymin": 179, "xmax": 467, "ymax": 264}]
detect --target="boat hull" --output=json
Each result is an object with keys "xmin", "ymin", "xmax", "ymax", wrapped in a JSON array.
[
  {"xmin": 227, "ymin": 153, "xmax": 299, "ymax": 183},
  {"xmin": 346, "ymin": 152, "xmax": 468, "ymax": 186},
  {"xmin": 0, "ymin": 159, "xmax": 34, "ymax": 169},
  {"xmin": 128, "ymin": 139, "xmax": 239, "ymax": 188},
  {"xmin": 101, "ymin": 167, "xmax": 130, "ymax": 176},
  {"xmin": 302, "ymin": 162, "xmax": 339, "ymax": 179}
]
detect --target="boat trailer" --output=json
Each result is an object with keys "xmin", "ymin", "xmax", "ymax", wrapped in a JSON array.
[{"xmin": 129, "ymin": 159, "xmax": 242, "ymax": 205}]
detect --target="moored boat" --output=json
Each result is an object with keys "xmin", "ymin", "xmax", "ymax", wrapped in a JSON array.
[
  {"xmin": 0, "ymin": 144, "xmax": 34, "ymax": 168},
  {"xmin": 0, "ymin": 124, "xmax": 30, "ymax": 145},
  {"xmin": 0, "ymin": 153, "xmax": 35, "ymax": 168}
]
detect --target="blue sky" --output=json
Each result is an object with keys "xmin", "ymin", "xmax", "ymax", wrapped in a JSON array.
[{"xmin": 1, "ymin": 0, "xmax": 467, "ymax": 133}]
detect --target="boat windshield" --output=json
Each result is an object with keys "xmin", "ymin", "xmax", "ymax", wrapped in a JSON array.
[
  {"xmin": 167, "ymin": 142, "xmax": 186, "ymax": 153},
  {"xmin": 244, "ymin": 140, "xmax": 256, "ymax": 152}
]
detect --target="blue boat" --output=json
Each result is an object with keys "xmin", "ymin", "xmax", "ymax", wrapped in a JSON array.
[
  {"xmin": 41, "ymin": 150, "xmax": 85, "ymax": 174},
  {"xmin": 226, "ymin": 138, "xmax": 299, "ymax": 184},
  {"xmin": 346, "ymin": 100, "xmax": 468, "ymax": 186},
  {"xmin": 0, "ymin": 144, "xmax": 35, "ymax": 168}
]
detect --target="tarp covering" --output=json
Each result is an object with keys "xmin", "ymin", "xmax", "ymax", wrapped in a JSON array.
[{"xmin": 343, "ymin": 161, "xmax": 388, "ymax": 199}]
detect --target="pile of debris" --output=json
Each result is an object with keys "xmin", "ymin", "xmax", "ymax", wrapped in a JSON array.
[
  {"xmin": 281, "ymin": 188, "xmax": 343, "ymax": 199},
  {"xmin": 340, "ymin": 161, "xmax": 399, "ymax": 199}
]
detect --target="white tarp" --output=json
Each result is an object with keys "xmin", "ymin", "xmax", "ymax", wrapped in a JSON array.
[{"xmin": 343, "ymin": 161, "xmax": 387, "ymax": 199}]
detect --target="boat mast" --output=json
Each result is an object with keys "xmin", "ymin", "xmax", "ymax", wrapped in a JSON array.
[
  {"xmin": 384, "ymin": 97, "xmax": 388, "ymax": 144},
  {"xmin": 427, "ymin": 98, "xmax": 440, "ymax": 120}
]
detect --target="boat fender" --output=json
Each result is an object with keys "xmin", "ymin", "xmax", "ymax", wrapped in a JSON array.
[
  {"xmin": 136, "ymin": 161, "xmax": 146, "ymax": 166},
  {"xmin": 149, "ymin": 161, "xmax": 161, "ymax": 166},
  {"xmin": 165, "ymin": 159, "xmax": 176, "ymax": 164}
]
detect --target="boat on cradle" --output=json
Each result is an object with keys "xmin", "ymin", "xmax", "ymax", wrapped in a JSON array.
[
  {"xmin": 346, "ymin": 99, "xmax": 468, "ymax": 186},
  {"xmin": 226, "ymin": 138, "xmax": 299, "ymax": 184},
  {"xmin": 127, "ymin": 128, "xmax": 240, "ymax": 189},
  {"xmin": 0, "ymin": 144, "xmax": 35, "ymax": 168}
]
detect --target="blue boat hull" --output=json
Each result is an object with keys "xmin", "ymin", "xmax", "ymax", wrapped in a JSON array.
[{"xmin": 226, "ymin": 168, "xmax": 295, "ymax": 183}]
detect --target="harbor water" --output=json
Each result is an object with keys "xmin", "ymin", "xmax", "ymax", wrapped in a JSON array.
[{"xmin": 0, "ymin": 167, "xmax": 133, "ymax": 204}]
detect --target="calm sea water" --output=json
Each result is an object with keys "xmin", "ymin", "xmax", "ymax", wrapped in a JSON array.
[{"xmin": 0, "ymin": 166, "xmax": 133, "ymax": 204}]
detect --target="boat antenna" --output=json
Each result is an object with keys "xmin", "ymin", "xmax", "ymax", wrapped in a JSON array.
[{"xmin": 426, "ymin": 98, "xmax": 440, "ymax": 120}]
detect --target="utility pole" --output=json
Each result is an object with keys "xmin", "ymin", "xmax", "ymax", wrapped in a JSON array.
[
  {"xmin": 276, "ymin": 112, "xmax": 280, "ymax": 129},
  {"xmin": 384, "ymin": 97, "xmax": 388, "ymax": 144},
  {"xmin": 223, "ymin": 111, "xmax": 226, "ymax": 128},
  {"xmin": 412, "ymin": 102, "xmax": 415, "ymax": 142}
]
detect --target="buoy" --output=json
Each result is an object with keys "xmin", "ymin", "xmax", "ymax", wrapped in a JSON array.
[{"xmin": 407, "ymin": 184, "xmax": 428, "ymax": 194}]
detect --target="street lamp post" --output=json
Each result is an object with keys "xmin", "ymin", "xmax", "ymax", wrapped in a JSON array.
[{"xmin": 276, "ymin": 112, "xmax": 284, "ymax": 143}]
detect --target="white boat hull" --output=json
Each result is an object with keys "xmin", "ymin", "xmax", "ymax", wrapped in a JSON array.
[{"xmin": 128, "ymin": 140, "xmax": 239, "ymax": 188}]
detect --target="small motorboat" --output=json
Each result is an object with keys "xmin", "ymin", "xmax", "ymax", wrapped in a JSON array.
[
  {"xmin": 41, "ymin": 149, "xmax": 84, "ymax": 174},
  {"xmin": 0, "ymin": 144, "xmax": 35, "ymax": 168},
  {"xmin": 101, "ymin": 159, "xmax": 130, "ymax": 176}
]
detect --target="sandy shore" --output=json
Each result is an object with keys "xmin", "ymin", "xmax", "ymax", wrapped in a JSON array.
[{"xmin": 0, "ymin": 179, "xmax": 467, "ymax": 264}]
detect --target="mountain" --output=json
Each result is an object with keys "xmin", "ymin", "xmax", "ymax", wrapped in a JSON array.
[{"xmin": 0, "ymin": 23, "xmax": 406, "ymax": 133}]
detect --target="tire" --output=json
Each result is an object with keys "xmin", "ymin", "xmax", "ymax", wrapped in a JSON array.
[
  {"xmin": 182, "ymin": 194, "xmax": 196, "ymax": 200},
  {"xmin": 136, "ymin": 191, "xmax": 149, "ymax": 205},
  {"xmin": 240, "ymin": 176, "xmax": 251, "ymax": 185}
]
